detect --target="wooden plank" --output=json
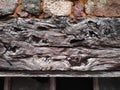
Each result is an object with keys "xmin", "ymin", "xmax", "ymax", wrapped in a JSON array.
[
  {"xmin": 50, "ymin": 77, "xmax": 56, "ymax": 90},
  {"xmin": 0, "ymin": 17, "xmax": 120, "ymax": 71},
  {"xmin": 0, "ymin": 71, "xmax": 120, "ymax": 77},
  {"xmin": 4, "ymin": 78, "xmax": 11, "ymax": 90},
  {"xmin": 93, "ymin": 78, "xmax": 99, "ymax": 90}
]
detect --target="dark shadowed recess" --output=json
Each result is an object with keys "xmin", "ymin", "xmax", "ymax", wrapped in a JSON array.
[
  {"xmin": 11, "ymin": 77, "xmax": 49, "ymax": 90},
  {"xmin": 99, "ymin": 78, "xmax": 120, "ymax": 90},
  {"xmin": 56, "ymin": 77, "xmax": 93, "ymax": 90},
  {"xmin": 0, "ymin": 78, "xmax": 4, "ymax": 90}
]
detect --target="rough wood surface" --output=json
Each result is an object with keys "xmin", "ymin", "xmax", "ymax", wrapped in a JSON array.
[{"xmin": 0, "ymin": 17, "xmax": 120, "ymax": 71}]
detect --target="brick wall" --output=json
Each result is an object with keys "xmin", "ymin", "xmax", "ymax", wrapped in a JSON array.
[{"xmin": 0, "ymin": 0, "xmax": 120, "ymax": 18}]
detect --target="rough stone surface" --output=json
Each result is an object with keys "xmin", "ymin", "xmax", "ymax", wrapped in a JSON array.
[
  {"xmin": 17, "ymin": 11, "xmax": 29, "ymax": 18},
  {"xmin": 43, "ymin": 0, "xmax": 73, "ymax": 16},
  {"xmin": 73, "ymin": 5, "xmax": 84, "ymax": 17},
  {"xmin": 22, "ymin": 0, "xmax": 41, "ymax": 15},
  {"xmin": 85, "ymin": 0, "xmax": 120, "ymax": 16},
  {"xmin": 0, "ymin": 0, "xmax": 18, "ymax": 16},
  {"xmin": 43, "ymin": 0, "xmax": 60, "ymax": 14}
]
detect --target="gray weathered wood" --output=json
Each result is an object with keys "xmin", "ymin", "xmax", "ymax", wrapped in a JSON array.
[{"xmin": 0, "ymin": 17, "xmax": 120, "ymax": 71}]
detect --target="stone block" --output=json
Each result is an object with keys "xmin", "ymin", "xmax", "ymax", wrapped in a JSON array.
[
  {"xmin": 22, "ymin": 0, "xmax": 41, "ymax": 15},
  {"xmin": 73, "ymin": 5, "xmax": 84, "ymax": 17},
  {"xmin": 0, "ymin": 0, "xmax": 18, "ymax": 16},
  {"xmin": 43, "ymin": 0, "xmax": 56, "ymax": 14},
  {"xmin": 85, "ymin": 0, "xmax": 120, "ymax": 16},
  {"xmin": 43, "ymin": 0, "xmax": 73, "ymax": 16},
  {"xmin": 17, "ymin": 11, "xmax": 29, "ymax": 18}
]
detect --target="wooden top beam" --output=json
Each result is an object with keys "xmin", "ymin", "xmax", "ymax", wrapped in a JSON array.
[{"xmin": 0, "ymin": 17, "xmax": 120, "ymax": 73}]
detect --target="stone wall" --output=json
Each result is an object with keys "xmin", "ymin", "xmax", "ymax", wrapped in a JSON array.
[{"xmin": 0, "ymin": 0, "xmax": 120, "ymax": 18}]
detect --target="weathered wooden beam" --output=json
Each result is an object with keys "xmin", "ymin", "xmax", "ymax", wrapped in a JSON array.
[
  {"xmin": 0, "ymin": 17, "xmax": 120, "ymax": 71},
  {"xmin": 50, "ymin": 77, "xmax": 56, "ymax": 90},
  {"xmin": 4, "ymin": 78, "xmax": 11, "ymax": 90},
  {"xmin": 93, "ymin": 78, "xmax": 99, "ymax": 90}
]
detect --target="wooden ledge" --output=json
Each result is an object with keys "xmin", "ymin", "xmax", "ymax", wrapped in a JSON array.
[{"xmin": 0, "ymin": 71, "xmax": 120, "ymax": 77}]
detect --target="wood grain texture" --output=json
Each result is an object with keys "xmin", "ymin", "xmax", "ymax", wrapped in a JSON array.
[{"xmin": 0, "ymin": 17, "xmax": 120, "ymax": 71}]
